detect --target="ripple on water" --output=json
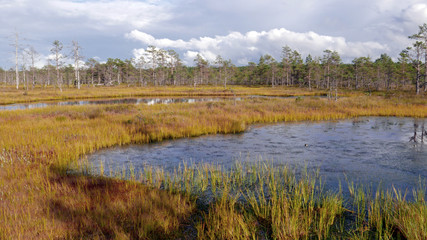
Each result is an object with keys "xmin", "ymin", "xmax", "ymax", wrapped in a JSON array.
[{"xmin": 87, "ymin": 117, "xmax": 427, "ymax": 197}]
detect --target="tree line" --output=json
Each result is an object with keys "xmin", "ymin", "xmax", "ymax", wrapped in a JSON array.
[{"xmin": 2, "ymin": 24, "xmax": 427, "ymax": 94}]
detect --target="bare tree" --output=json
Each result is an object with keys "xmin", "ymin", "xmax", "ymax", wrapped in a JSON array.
[
  {"xmin": 12, "ymin": 31, "xmax": 20, "ymax": 89},
  {"xmin": 20, "ymin": 51, "xmax": 28, "ymax": 91},
  {"xmin": 72, "ymin": 40, "xmax": 83, "ymax": 89},
  {"xmin": 51, "ymin": 40, "xmax": 65, "ymax": 92},
  {"xmin": 45, "ymin": 59, "xmax": 52, "ymax": 87},
  {"xmin": 24, "ymin": 46, "xmax": 39, "ymax": 89}
]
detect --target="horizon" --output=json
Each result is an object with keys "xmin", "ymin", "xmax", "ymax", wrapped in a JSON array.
[{"xmin": 1, "ymin": 0, "xmax": 427, "ymax": 68}]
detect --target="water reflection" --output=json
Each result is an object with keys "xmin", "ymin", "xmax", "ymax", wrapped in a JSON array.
[
  {"xmin": 410, "ymin": 119, "xmax": 427, "ymax": 143},
  {"xmin": 0, "ymin": 97, "xmax": 240, "ymax": 111},
  {"xmin": 87, "ymin": 117, "xmax": 426, "ymax": 196},
  {"xmin": 0, "ymin": 95, "xmax": 326, "ymax": 111}
]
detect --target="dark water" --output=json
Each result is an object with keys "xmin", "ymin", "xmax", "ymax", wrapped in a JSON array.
[
  {"xmin": 0, "ymin": 97, "xmax": 241, "ymax": 111},
  {"xmin": 87, "ymin": 117, "xmax": 427, "ymax": 194}
]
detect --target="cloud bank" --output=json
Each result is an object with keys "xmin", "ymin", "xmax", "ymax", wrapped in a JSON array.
[{"xmin": 126, "ymin": 28, "xmax": 388, "ymax": 65}]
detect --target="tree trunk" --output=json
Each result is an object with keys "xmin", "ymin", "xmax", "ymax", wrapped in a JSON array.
[{"xmin": 15, "ymin": 33, "xmax": 19, "ymax": 89}]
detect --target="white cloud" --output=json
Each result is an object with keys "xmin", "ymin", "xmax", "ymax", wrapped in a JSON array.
[
  {"xmin": 127, "ymin": 28, "xmax": 389, "ymax": 65},
  {"xmin": 49, "ymin": 0, "xmax": 172, "ymax": 29},
  {"xmin": 0, "ymin": 0, "xmax": 171, "ymax": 34},
  {"xmin": 401, "ymin": 3, "xmax": 427, "ymax": 27},
  {"xmin": 184, "ymin": 51, "xmax": 200, "ymax": 63}
]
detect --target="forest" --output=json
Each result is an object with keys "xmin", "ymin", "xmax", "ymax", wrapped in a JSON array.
[{"xmin": 2, "ymin": 24, "xmax": 427, "ymax": 95}]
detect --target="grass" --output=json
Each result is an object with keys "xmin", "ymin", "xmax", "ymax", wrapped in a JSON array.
[
  {"xmin": 0, "ymin": 86, "xmax": 426, "ymax": 239},
  {"xmin": 77, "ymin": 159, "xmax": 426, "ymax": 239},
  {"xmin": 0, "ymin": 85, "xmax": 328, "ymax": 105},
  {"xmin": 343, "ymin": 180, "xmax": 426, "ymax": 240}
]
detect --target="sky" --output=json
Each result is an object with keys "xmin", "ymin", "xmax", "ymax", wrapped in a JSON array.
[{"xmin": 1, "ymin": 0, "xmax": 427, "ymax": 68}]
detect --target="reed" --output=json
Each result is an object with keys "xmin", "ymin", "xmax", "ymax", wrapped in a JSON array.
[
  {"xmin": 343, "ymin": 179, "xmax": 427, "ymax": 240},
  {"xmin": 81, "ymin": 159, "xmax": 426, "ymax": 239}
]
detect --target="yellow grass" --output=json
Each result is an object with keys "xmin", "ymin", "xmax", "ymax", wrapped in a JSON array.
[
  {"xmin": 0, "ymin": 87, "xmax": 426, "ymax": 239},
  {"xmin": 0, "ymin": 85, "xmax": 327, "ymax": 105}
]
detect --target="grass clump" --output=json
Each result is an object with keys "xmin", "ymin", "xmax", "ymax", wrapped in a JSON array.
[
  {"xmin": 344, "ymin": 179, "xmax": 427, "ymax": 240},
  {"xmin": 91, "ymin": 159, "xmax": 427, "ymax": 239},
  {"xmin": 98, "ymin": 161, "xmax": 344, "ymax": 239}
]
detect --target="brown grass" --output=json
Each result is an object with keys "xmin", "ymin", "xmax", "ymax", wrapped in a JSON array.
[
  {"xmin": 0, "ymin": 85, "xmax": 327, "ymax": 105},
  {"xmin": 0, "ymin": 87, "xmax": 426, "ymax": 239}
]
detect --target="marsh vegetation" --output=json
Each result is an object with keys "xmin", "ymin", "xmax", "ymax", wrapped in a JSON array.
[{"xmin": 0, "ymin": 86, "xmax": 426, "ymax": 239}]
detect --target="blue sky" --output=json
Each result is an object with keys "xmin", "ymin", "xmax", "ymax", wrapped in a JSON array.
[{"xmin": 1, "ymin": 0, "xmax": 427, "ymax": 68}]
